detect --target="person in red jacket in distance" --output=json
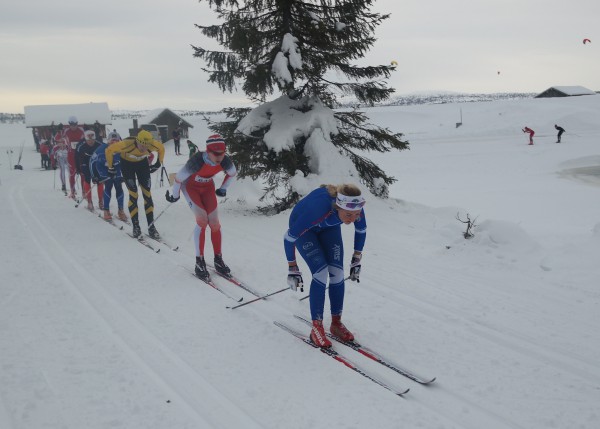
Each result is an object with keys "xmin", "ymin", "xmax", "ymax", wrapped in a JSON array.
[{"xmin": 522, "ymin": 126, "xmax": 535, "ymax": 145}]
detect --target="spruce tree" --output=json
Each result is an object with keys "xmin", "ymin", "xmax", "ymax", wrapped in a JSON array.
[{"xmin": 193, "ymin": 0, "xmax": 408, "ymax": 213}]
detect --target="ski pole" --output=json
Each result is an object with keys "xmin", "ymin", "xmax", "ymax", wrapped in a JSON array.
[
  {"xmin": 16, "ymin": 140, "xmax": 25, "ymax": 167},
  {"xmin": 226, "ymin": 287, "xmax": 289, "ymax": 309},
  {"xmin": 298, "ymin": 276, "xmax": 350, "ymax": 301},
  {"xmin": 299, "ymin": 287, "xmax": 324, "ymax": 301},
  {"xmin": 75, "ymin": 181, "xmax": 94, "ymax": 207},
  {"xmin": 146, "ymin": 202, "xmax": 174, "ymax": 230},
  {"xmin": 159, "ymin": 165, "xmax": 168, "ymax": 187},
  {"xmin": 75, "ymin": 177, "xmax": 110, "ymax": 207}
]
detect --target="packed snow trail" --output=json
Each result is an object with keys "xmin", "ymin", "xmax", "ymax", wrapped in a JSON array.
[
  {"xmin": 2, "ymin": 97, "xmax": 600, "ymax": 429},
  {"xmin": 5, "ymin": 182, "xmax": 264, "ymax": 429}
]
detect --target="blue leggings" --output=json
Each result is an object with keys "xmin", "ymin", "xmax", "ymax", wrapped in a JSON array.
[
  {"xmin": 103, "ymin": 178, "xmax": 124, "ymax": 210},
  {"xmin": 295, "ymin": 226, "xmax": 346, "ymax": 320}
]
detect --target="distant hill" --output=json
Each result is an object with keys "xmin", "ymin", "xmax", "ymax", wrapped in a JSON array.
[
  {"xmin": 3, "ymin": 93, "xmax": 536, "ymax": 124},
  {"xmin": 337, "ymin": 92, "xmax": 536, "ymax": 108}
]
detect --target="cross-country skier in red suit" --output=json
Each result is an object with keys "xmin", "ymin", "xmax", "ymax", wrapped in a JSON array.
[
  {"xmin": 62, "ymin": 116, "xmax": 85, "ymax": 198},
  {"xmin": 165, "ymin": 134, "xmax": 237, "ymax": 281},
  {"xmin": 522, "ymin": 126, "xmax": 535, "ymax": 145}
]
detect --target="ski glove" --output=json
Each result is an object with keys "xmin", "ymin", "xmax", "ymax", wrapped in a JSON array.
[
  {"xmin": 215, "ymin": 188, "xmax": 226, "ymax": 197},
  {"xmin": 107, "ymin": 167, "xmax": 116, "ymax": 178},
  {"xmin": 287, "ymin": 264, "xmax": 304, "ymax": 292},
  {"xmin": 349, "ymin": 254, "xmax": 362, "ymax": 283},
  {"xmin": 165, "ymin": 190, "xmax": 179, "ymax": 203},
  {"xmin": 149, "ymin": 160, "xmax": 161, "ymax": 174}
]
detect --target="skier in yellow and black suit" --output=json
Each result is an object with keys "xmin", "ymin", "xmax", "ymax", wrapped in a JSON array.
[{"xmin": 105, "ymin": 130, "xmax": 165, "ymax": 239}]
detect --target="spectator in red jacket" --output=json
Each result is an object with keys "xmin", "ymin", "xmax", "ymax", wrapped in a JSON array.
[
  {"xmin": 522, "ymin": 127, "xmax": 535, "ymax": 145},
  {"xmin": 39, "ymin": 140, "xmax": 51, "ymax": 169}
]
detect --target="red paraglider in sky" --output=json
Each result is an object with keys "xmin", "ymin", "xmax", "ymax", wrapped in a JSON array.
[{"xmin": 583, "ymin": 38, "xmax": 591, "ymax": 44}]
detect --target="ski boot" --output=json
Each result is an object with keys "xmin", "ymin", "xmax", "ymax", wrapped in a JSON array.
[
  {"xmin": 86, "ymin": 201, "xmax": 94, "ymax": 211},
  {"xmin": 117, "ymin": 209, "xmax": 128, "ymax": 222},
  {"xmin": 310, "ymin": 320, "xmax": 332, "ymax": 348},
  {"xmin": 330, "ymin": 315, "xmax": 354, "ymax": 342},
  {"xmin": 214, "ymin": 254, "xmax": 231, "ymax": 277},
  {"xmin": 195, "ymin": 256, "xmax": 210, "ymax": 281},
  {"xmin": 148, "ymin": 224, "xmax": 160, "ymax": 239},
  {"xmin": 61, "ymin": 184, "xmax": 67, "ymax": 192},
  {"xmin": 103, "ymin": 210, "xmax": 112, "ymax": 221},
  {"xmin": 132, "ymin": 219, "xmax": 142, "ymax": 238}
]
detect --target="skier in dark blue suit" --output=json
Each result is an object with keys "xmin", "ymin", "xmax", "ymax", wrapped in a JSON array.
[
  {"xmin": 284, "ymin": 183, "xmax": 366, "ymax": 347},
  {"xmin": 90, "ymin": 132, "xmax": 128, "ymax": 222}
]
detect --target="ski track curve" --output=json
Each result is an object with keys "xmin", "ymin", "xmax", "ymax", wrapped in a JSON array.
[{"xmin": 9, "ymin": 183, "xmax": 264, "ymax": 429}]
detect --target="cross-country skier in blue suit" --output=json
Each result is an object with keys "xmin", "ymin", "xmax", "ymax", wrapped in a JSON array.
[
  {"xmin": 90, "ymin": 132, "xmax": 128, "ymax": 223},
  {"xmin": 284, "ymin": 183, "xmax": 367, "ymax": 348}
]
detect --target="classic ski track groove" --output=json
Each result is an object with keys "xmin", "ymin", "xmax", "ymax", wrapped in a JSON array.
[
  {"xmin": 357, "ymin": 268, "xmax": 600, "ymax": 385},
  {"xmin": 9, "ymin": 184, "xmax": 264, "ymax": 429}
]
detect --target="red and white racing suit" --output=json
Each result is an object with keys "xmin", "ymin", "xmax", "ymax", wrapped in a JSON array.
[
  {"xmin": 62, "ymin": 126, "xmax": 85, "ymax": 194},
  {"xmin": 171, "ymin": 152, "xmax": 236, "ymax": 257}
]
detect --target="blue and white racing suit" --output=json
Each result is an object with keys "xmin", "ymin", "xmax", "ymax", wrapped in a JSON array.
[{"xmin": 284, "ymin": 187, "xmax": 367, "ymax": 320}]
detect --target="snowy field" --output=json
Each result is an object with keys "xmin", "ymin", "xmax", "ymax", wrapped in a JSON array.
[{"xmin": 1, "ymin": 95, "xmax": 599, "ymax": 429}]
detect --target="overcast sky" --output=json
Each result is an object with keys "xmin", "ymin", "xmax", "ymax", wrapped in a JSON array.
[{"xmin": 1, "ymin": 0, "xmax": 598, "ymax": 113}]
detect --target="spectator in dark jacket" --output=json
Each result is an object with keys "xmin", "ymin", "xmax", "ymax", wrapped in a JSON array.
[{"xmin": 172, "ymin": 127, "xmax": 182, "ymax": 155}]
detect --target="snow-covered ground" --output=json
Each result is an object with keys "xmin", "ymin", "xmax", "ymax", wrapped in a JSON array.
[{"xmin": 1, "ymin": 95, "xmax": 599, "ymax": 429}]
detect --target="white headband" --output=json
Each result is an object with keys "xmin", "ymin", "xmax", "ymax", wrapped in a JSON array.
[{"xmin": 335, "ymin": 193, "xmax": 366, "ymax": 211}]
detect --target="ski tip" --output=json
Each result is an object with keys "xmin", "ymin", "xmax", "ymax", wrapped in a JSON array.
[
  {"xmin": 399, "ymin": 388, "xmax": 410, "ymax": 396},
  {"xmin": 155, "ymin": 248, "xmax": 161, "ymax": 254},
  {"xmin": 173, "ymin": 246, "xmax": 179, "ymax": 251}
]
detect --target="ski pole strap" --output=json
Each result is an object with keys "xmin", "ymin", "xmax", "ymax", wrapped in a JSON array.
[{"xmin": 227, "ymin": 287, "xmax": 288, "ymax": 310}]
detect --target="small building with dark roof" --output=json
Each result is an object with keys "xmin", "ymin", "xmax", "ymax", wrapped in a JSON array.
[
  {"xmin": 535, "ymin": 86, "xmax": 597, "ymax": 98},
  {"xmin": 130, "ymin": 108, "xmax": 193, "ymax": 142}
]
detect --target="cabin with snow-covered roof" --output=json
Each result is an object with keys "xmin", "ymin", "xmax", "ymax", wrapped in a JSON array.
[
  {"xmin": 24, "ymin": 102, "xmax": 112, "ymax": 148},
  {"xmin": 535, "ymin": 86, "xmax": 597, "ymax": 98},
  {"xmin": 129, "ymin": 108, "xmax": 193, "ymax": 143}
]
